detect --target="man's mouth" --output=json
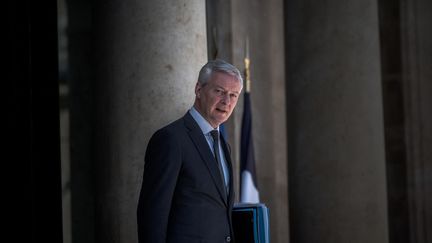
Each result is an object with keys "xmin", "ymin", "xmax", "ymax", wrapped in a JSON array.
[{"xmin": 216, "ymin": 108, "xmax": 227, "ymax": 113}]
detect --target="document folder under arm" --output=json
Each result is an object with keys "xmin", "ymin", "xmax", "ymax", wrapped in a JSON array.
[{"xmin": 232, "ymin": 203, "xmax": 270, "ymax": 243}]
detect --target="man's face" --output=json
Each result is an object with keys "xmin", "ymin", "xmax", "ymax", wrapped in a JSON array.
[{"xmin": 195, "ymin": 72, "xmax": 242, "ymax": 128}]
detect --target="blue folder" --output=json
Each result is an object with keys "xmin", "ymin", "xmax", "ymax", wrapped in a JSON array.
[{"xmin": 232, "ymin": 203, "xmax": 270, "ymax": 243}]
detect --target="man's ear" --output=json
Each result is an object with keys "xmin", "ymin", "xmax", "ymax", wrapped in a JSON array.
[{"xmin": 195, "ymin": 82, "xmax": 201, "ymax": 98}]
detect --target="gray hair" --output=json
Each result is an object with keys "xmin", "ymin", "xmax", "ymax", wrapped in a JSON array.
[{"xmin": 198, "ymin": 59, "xmax": 243, "ymax": 87}]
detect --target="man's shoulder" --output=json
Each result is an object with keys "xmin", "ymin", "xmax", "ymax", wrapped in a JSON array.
[
  {"xmin": 161, "ymin": 114, "xmax": 187, "ymax": 130},
  {"xmin": 145, "ymin": 116, "xmax": 186, "ymax": 150},
  {"xmin": 152, "ymin": 113, "xmax": 189, "ymax": 137}
]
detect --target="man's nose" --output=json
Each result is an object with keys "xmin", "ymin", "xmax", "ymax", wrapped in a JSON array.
[{"xmin": 221, "ymin": 94, "xmax": 231, "ymax": 105}]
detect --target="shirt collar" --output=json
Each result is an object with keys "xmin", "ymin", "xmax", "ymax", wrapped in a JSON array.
[{"xmin": 189, "ymin": 106, "xmax": 219, "ymax": 135}]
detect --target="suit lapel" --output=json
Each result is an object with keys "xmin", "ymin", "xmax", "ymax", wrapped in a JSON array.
[
  {"xmin": 183, "ymin": 113, "xmax": 228, "ymax": 206},
  {"xmin": 220, "ymin": 134, "xmax": 235, "ymax": 206}
]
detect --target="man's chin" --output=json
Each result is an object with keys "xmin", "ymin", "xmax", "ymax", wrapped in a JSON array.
[
  {"xmin": 211, "ymin": 112, "xmax": 231, "ymax": 124},
  {"xmin": 215, "ymin": 117, "xmax": 228, "ymax": 125}
]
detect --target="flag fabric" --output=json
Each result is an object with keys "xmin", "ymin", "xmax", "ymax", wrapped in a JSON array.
[{"xmin": 240, "ymin": 92, "xmax": 260, "ymax": 203}]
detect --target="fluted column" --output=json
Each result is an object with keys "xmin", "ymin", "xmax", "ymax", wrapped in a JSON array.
[
  {"xmin": 285, "ymin": 0, "xmax": 389, "ymax": 242},
  {"xmin": 93, "ymin": 1, "xmax": 207, "ymax": 242}
]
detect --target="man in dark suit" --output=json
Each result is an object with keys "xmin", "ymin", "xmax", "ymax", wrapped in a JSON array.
[{"xmin": 137, "ymin": 59, "xmax": 243, "ymax": 243}]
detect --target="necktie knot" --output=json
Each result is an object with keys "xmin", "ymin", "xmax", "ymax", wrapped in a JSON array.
[{"xmin": 210, "ymin": 130, "xmax": 219, "ymax": 142}]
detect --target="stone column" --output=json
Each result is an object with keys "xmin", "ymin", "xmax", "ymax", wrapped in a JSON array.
[
  {"xmin": 285, "ymin": 1, "xmax": 389, "ymax": 243},
  {"xmin": 93, "ymin": 1, "xmax": 207, "ymax": 242}
]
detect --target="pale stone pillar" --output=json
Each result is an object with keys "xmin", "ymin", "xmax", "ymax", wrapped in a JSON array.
[
  {"xmin": 285, "ymin": 1, "xmax": 389, "ymax": 243},
  {"xmin": 93, "ymin": 1, "xmax": 207, "ymax": 242}
]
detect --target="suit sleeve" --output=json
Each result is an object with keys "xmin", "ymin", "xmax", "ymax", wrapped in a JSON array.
[{"xmin": 137, "ymin": 129, "xmax": 182, "ymax": 243}]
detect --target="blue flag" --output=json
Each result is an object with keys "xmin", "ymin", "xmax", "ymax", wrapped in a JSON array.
[{"xmin": 240, "ymin": 92, "xmax": 259, "ymax": 203}]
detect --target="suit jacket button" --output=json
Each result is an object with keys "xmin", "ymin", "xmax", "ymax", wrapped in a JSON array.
[{"xmin": 226, "ymin": 236, "xmax": 231, "ymax": 242}]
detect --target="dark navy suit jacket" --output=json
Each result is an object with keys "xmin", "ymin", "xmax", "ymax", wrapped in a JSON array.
[{"xmin": 137, "ymin": 112, "xmax": 235, "ymax": 243}]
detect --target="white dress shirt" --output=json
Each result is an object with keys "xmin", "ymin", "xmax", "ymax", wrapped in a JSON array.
[{"xmin": 189, "ymin": 107, "xmax": 230, "ymax": 188}]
